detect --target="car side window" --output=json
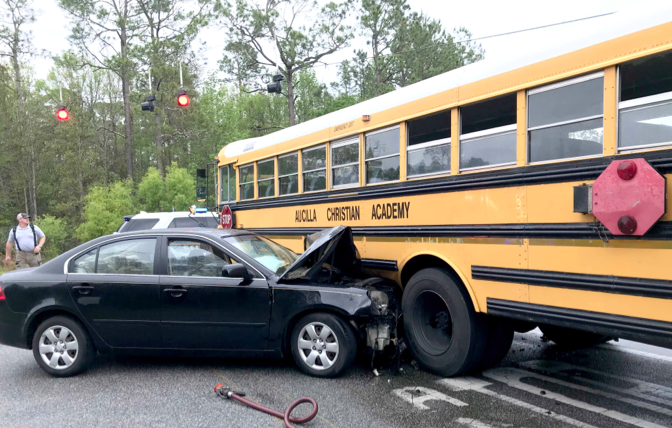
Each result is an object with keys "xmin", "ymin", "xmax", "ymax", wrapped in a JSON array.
[
  {"xmin": 97, "ymin": 239, "xmax": 157, "ymax": 275},
  {"xmin": 168, "ymin": 240, "xmax": 232, "ymax": 277},
  {"xmin": 72, "ymin": 248, "xmax": 98, "ymax": 273}
]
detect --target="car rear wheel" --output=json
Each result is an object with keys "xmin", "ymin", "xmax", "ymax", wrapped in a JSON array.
[
  {"xmin": 290, "ymin": 313, "xmax": 357, "ymax": 378},
  {"xmin": 402, "ymin": 268, "xmax": 487, "ymax": 377},
  {"xmin": 32, "ymin": 316, "xmax": 95, "ymax": 377}
]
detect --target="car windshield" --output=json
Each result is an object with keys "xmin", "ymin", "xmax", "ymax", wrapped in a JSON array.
[{"xmin": 223, "ymin": 235, "xmax": 298, "ymax": 275}]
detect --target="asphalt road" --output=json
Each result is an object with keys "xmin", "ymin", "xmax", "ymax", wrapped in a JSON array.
[{"xmin": 1, "ymin": 330, "xmax": 671, "ymax": 428}]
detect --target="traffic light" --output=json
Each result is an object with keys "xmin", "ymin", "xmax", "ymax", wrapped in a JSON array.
[
  {"xmin": 56, "ymin": 105, "xmax": 69, "ymax": 121},
  {"xmin": 141, "ymin": 95, "xmax": 156, "ymax": 112},
  {"xmin": 267, "ymin": 74, "xmax": 284, "ymax": 94},
  {"xmin": 177, "ymin": 89, "xmax": 190, "ymax": 107}
]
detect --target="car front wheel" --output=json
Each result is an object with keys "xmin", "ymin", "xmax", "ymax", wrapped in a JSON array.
[
  {"xmin": 32, "ymin": 315, "xmax": 95, "ymax": 377},
  {"xmin": 290, "ymin": 313, "xmax": 357, "ymax": 378}
]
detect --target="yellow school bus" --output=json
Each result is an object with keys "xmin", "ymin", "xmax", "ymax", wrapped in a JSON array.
[{"xmin": 216, "ymin": 7, "xmax": 672, "ymax": 376}]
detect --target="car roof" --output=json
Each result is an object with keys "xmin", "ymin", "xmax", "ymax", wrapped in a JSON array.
[
  {"xmin": 125, "ymin": 211, "xmax": 217, "ymax": 220},
  {"xmin": 113, "ymin": 228, "xmax": 255, "ymax": 238}
]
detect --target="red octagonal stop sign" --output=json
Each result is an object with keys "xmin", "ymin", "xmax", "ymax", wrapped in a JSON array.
[
  {"xmin": 593, "ymin": 158, "xmax": 666, "ymax": 236},
  {"xmin": 221, "ymin": 205, "xmax": 233, "ymax": 229}
]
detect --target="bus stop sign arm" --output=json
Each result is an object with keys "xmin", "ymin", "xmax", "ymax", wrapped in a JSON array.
[{"xmin": 589, "ymin": 158, "xmax": 666, "ymax": 236}]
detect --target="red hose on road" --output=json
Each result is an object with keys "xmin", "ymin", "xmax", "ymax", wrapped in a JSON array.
[{"xmin": 214, "ymin": 384, "xmax": 318, "ymax": 428}]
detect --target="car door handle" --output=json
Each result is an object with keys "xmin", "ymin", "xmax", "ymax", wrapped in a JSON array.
[
  {"xmin": 164, "ymin": 288, "xmax": 188, "ymax": 297},
  {"xmin": 72, "ymin": 285, "xmax": 94, "ymax": 295}
]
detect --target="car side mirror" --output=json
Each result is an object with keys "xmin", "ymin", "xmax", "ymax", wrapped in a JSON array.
[{"xmin": 222, "ymin": 263, "xmax": 252, "ymax": 280}]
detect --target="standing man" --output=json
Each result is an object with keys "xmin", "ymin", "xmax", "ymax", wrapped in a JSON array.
[{"xmin": 5, "ymin": 213, "xmax": 46, "ymax": 269}]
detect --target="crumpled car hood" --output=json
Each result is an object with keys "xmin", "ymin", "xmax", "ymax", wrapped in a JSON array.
[{"xmin": 278, "ymin": 226, "xmax": 361, "ymax": 281}]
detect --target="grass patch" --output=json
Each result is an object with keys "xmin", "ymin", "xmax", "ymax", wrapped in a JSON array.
[{"xmin": 0, "ymin": 262, "xmax": 15, "ymax": 275}]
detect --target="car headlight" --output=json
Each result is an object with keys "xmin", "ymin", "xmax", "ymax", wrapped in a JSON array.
[{"xmin": 368, "ymin": 290, "xmax": 389, "ymax": 316}]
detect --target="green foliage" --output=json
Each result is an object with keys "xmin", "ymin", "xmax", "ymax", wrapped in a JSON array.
[
  {"xmin": 76, "ymin": 181, "xmax": 137, "ymax": 242},
  {"xmin": 164, "ymin": 163, "xmax": 196, "ymax": 211},
  {"xmin": 137, "ymin": 167, "xmax": 165, "ymax": 212},
  {"xmin": 0, "ymin": 0, "xmax": 483, "ymax": 254},
  {"xmin": 34, "ymin": 215, "xmax": 69, "ymax": 260}
]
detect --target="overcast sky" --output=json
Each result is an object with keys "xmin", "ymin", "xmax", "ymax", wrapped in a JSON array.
[{"xmin": 27, "ymin": 0, "xmax": 638, "ymax": 85}]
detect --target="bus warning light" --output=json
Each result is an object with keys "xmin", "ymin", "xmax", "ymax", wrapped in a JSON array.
[
  {"xmin": 617, "ymin": 215, "xmax": 637, "ymax": 235},
  {"xmin": 617, "ymin": 160, "xmax": 637, "ymax": 180}
]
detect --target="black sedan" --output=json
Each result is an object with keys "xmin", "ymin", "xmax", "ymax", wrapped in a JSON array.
[{"xmin": 0, "ymin": 226, "xmax": 399, "ymax": 378}]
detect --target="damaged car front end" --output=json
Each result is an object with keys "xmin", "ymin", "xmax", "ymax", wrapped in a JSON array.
[{"xmin": 273, "ymin": 226, "xmax": 402, "ymax": 374}]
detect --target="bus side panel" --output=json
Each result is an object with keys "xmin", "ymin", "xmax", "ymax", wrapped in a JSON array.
[
  {"xmin": 527, "ymin": 239, "xmax": 672, "ymax": 322},
  {"xmin": 528, "ymin": 287, "xmax": 672, "ymax": 324},
  {"xmin": 363, "ymin": 237, "xmax": 529, "ymax": 313},
  {"xmin": 263, "ymin": 235, "xmax": 305, "ymax": 253}
]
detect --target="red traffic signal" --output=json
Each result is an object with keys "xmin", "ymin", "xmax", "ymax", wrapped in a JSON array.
[
  {"xmin": 56, "ymin": 105, "xmax": 69, "ymax": 121},
  {"xmin": 177, "ymin": 89, "xmax": 189, "ymax": 107}
]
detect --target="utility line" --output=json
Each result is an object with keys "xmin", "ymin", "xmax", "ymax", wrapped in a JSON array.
[
  {"xmin": 316, "ymin": 11, "xmax": 616, "ymax": 68},
  {"xmin": 455, "ymin": 11, "xmax": 615, "ymax": 43}
]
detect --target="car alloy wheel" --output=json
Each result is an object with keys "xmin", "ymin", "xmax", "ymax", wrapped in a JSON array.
[
  {"xmin": 38, "ymin": 325, "xmax": 79, "ymax": 370},
  {"xmin": 297, "ymin": 322, "xmax": 340, "ymax": 370}
]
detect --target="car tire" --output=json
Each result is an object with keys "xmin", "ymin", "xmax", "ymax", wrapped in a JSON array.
[
  {"xmin": 540, "ymin": 324, "xmax": 610, "ymax": 348},
  {"xmin": 477, "ymin": 317, "xmax": 515, "ymax": 370},
  {"xmin": 402, "ymin": 268, "xmax": 487, "ymax": 377},
  {"xmin": 290, "ymin": 313, "xmax": 357, "ymax": 378},
  {"xmin": 32, "ymin": 315, "xmax": 95, "ymax": 377}
]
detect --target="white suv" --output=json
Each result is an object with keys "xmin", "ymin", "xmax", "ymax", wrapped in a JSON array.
[{"xmin": 116, "ymin": 210, "xmax": 221, "ymax": 232}]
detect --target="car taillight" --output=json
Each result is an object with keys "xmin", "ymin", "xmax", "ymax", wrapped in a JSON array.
[{"xmin": 0, "ymin": 284, "xmax": 5, "ymax": 301}]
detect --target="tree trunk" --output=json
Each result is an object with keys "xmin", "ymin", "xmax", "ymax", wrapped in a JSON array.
[
  {"xmin": 122, "ymin": 75, "xmax": 134, "ymax": 180},
  {"xmin": 11, "ymin": 34, "xmax": 23, "ymax": 109},
  {"xmin": 286, "ymin": 70, "xmax": 296, "ymax": 126},
  {"xmin": 155, "ymin": 109, "xmax": 164, "ymax": 175},
  {"xmin": 11, "ymin": 28, "xmax": 37, "ymax": 217},
  {"xmin": 30, "ymin": 151, "xmax": 37, "ymax": 217},
  {"xmin": 120, "ymin": 28, "xmax": 134, "ymax": 181},
  {"xmin": 373, "ymin": 33, "xmax": 381, "ymax": 92}
]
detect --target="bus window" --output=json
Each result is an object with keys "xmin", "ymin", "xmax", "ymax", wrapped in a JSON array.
[
  {"xmin": 219, "ymin": 164, "xmax": 235, "ymax": 203},
  {"xmin": 239, "ymin": 164, "xmax": 254, "ymax": 200},
  {"xmin": 528, "ymin": 72, "xmax": 604, "ymax": 163},
  {"xmin": 331, "ymin": 137, "xmax": 359, "ymax": 188},
  {"xmin": 407, "ymin": 110, "xmax": 451, "ymax": 177},
  {"xmin": 365, "ymin": 126, "xmax": 400, "ymax": 184},
  {"xmin": 618, "ymin": 50, "xmax": 672, "ymax": 151},
  {"xmin": 279, "ymin": 152, "xmax": 299, "ymax": 195},
  {"xmin": 302, "ymin": 145, "xmax": 326, "ymax": 192},
  {"xmin": 460, "ymin": 94, "xmax": 517, "ymax": 170},
  {"xmin": 257, "ymin": 159, "xmax": 275, "ymax": 198}
]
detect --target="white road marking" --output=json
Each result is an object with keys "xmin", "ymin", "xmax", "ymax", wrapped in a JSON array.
[
  {"xmin": 392, "ymin": 386, "xmax": 468, "ymax": 410},
  {"xmin": 522, "ymin": 360, "xmax": 672, "ymax": 406},
  {"xmin": 597, "ymin": 344, "xmax": 672, "ymax": 363},
  {"xmin": 455, "ymin": 418, "xmax": 498, "ymax": 427},
  {"xmin": 438, "ymin": 377, "xmax": 598, "ymax": 428},
  {"xmin": 483, "ymin": 367, "xmax": 669, "ymax": 428},
  {"xmin": 508, "ymin": 362, "xmax": 672, "ymax": 417}
]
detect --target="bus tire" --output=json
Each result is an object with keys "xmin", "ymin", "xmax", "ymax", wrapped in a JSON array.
[
  {"xmin": 478, "ymin": 317, "xmax": 515, "ymax": 370},
  {"xmin": 540, "ymin": 324, "xmax": 609, "ymax": 348},
  {"xmin": 402, "ymin": 268, "xmax": 487, "ymax": 377}
]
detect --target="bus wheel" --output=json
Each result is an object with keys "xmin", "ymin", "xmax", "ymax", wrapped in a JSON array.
[
  {"xmin": 540, "ymin": 325, "xmax": 609, "ymax": 348},
  {"xmin": 402, "ymin": 268, "xmax": 487, "ymax": 377},
  {"xmin": 478, "ymin": 317, "xmax": 515, "ymax": 370}
]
